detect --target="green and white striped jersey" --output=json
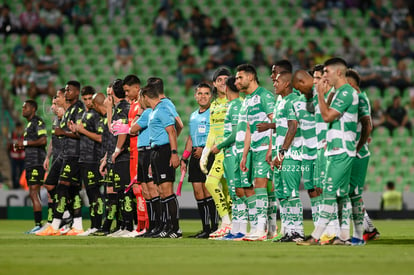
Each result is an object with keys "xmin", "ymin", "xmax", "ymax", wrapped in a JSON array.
[
  {"xmin": 356, "ymin": 91, "xmax": 371, "ymax": 159},
  {"xmin": 219, "ymin": 97, "xmax": 243, "ymax": 150},
  {"xmin": 236, "ymin": 96, "xmax": 248, "ymax": 154},
  {"xmin": 273, "ymin": 92, "xmax": 301, "ymax": 160},
  {"xmin": 313, "ymin": 87, "xmax": 334, "ymax": 150},
  {"xmin": 237, "ymin": 87, "xmax": 275, "ymax": 153},
  {"xmin": 326, "ymin": 83, "xmax": 359, "ymax": 157},
  {"xmin": 289, "ymin": 94, "xmax": 317, "ymax": 160}
]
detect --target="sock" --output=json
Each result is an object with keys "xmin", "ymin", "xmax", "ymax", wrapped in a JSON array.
[
  {"xmin": 337, "ymin": 196, "xmax": 351, "ymax": 241},
  {"xmin": 221, "ymin": 214, "xmax": 231, "ymax": 225},
  {"xmin": 122, "ymin": 190, "xmax": 134, "ymax": 231},
  {"xmin": 164, "ymin": 194, "xmax": 180, "ymax": 231},
  {"xmin": 230, "ymin": 196, "xmax": 239, "ymax": 234},
  {"xmin": 54, "ymin": 184, "xmax": 69, "ymax": 220},
  {"xmin": 310, "ymin": 196, "xmax": 320, "ymax": 227},
  {"xmin": 205, "ymin": 196, "xmax": 218, "ymax": 231},
  {"xmin": 95, "ymin": 195, "xmax": 104, "ymax": 229},
  {"xmin": 146, "ymin": 200, "xmax": 152, "ymax": 231},
  {"xmin": 70, "ymin": 186, "xmax": 82, "ymax": 220},
  {"xmin": 34, "ymin": 211, "xmax": 42, "ymax": 226},
  {"xmin": 267, "ymin": 190, "xmax": 277, "ymax": 234},
  {"xmin": 255, "ymin": 188, "xmax": 268, "ymax": 232},
  {"xmin": 220, "ymin": 178, "xmax": 232, "ymax": 216},
  {"xmin": 102, "ymin": 193, "xmax": 117, "ymax": 232},
  {"xmin": 117, "ymin": 191, "xmax": 125, "ymax": 230},
  {"xmin": 363, "ymin": 210, "xmax": 376, "ymax": 232},
  {"xmin": 351, "ymin": 195, "xmax": 365, "ymax": 240},
  {"xmin": 196, "ymin": 199, "xmax": 210, "ymax": 232},
  {"xmin": 237, "ymin": 198, "xmax": 248, "ymax": 235},
  {"xmin": 151, "ymin": 196, "xmax": 162, "ymax": 230},
  {"xmin": 312, "ymin": 197, "xmax": 337, "ymax": 240},
  {"xmin": 161, "ymin": 198, "xmax": 169, "ymax": 231},
  {"xmin": 279, "ymin": 198, "xmax": 288, "ymax": 236},
  {"xmin": 289, "ymin": 197, "xmax": 304, "ymax": 236},
  {"xmin": 246, "ymin": 195, "xmax": 257, "ymax": 233},
  {"xmin": 72, "ymin": 217, "xmax": 83, "ymax": 230},
  {"xmin": 47, "ymin": 188, "xmax": 56, "ymax": 223}
]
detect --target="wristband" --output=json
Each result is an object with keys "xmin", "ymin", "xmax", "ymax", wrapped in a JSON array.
[
  {"xmin": 181, "ymin": 158, "xmax": 188, "ymax": 165},
  {"xmin": 115, "ymin": 147, "xmax": 121, "ymax": 153},
  {"xmin": 182, "ymin": 149, "xmax": 191, "ymax": 160},
  {"xmin": 23, "ymin": 140, "xmax": 28, "ymax": 146}
]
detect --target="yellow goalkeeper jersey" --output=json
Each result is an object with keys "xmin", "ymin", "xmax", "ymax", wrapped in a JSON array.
[{"xmin": 205, "ymin": 96, "xmax": 228, "ymax": 148}]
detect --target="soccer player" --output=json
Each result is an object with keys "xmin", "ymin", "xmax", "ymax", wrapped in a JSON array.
[
  {"xmin": 72, "ymin": 86, "xmax": 104, "ymax": 236},
  {"xmin": 123, "ymin": 74, "xmax": 148, "ymax": 234},
  {"xmin": 235, "ymin": 64, "xmax": 275, "ymax": 241},
  {"xmin": 141, "ymin": 80, "xmax": 181, "ymax": 238},
  {"xmin": 271, "ymin": 71, "xmax": 304, "ymax": 242},
  {"xmin": 292, "ymin": 70, "xmax": 321, "ymax": 228},
  {"xmin": 182, "ymin": 83, "xmax": 217, "ymax": 238},
  {"xmin": 107, "ymin": 79, "xmax": 134, "ymax": 237},
  {"xmin": 298, "ymin": 57, "xmax": 358, "ymax": 246},
  {"xmin": 211, "ymin": 76, "xmax": 248, "ymax": 240},
  {"xmin": 200, "ymin": 67, "xmax": 232, "ymax": 238},
  {"xmin": 17, "ymin": 100, "xmax": 47, "ymax": 234},
  {"xmin": 346, "ymin": 69, "xmax": 378, "ymax": 245}
]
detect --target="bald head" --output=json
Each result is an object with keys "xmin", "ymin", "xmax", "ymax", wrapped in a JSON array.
[
  {"xmin": 293, "ymin": 70, "xmax": 313, "ymax": 95},
  {"xmin": 92, "ymin": 92, "xmax": 106, "ymax": 115}
]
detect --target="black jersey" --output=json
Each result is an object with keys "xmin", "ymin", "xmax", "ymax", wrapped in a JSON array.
[
  {"xmin": 24, "ymin": 115, "xmax": 47, "ymax": 168},
  {"xmin": 51, "ymin": 116, "xmax": 63, "ymax": 161},
  {"xmin": 79, "ymin": 108, "xmax": 103, "ymax": 163},
  {"xmin": 60, "ymin": 100, "xmax": 85, "ymax": 158}
]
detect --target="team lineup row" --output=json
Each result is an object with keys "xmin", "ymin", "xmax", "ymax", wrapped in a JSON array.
[{"xmin": 18, "ymin": 58, "xmax": 380, "ymax": 243}]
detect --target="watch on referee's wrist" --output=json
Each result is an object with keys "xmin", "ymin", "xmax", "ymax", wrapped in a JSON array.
[{"xmin": 171, "ymin": 149, "xmax": 178, "ymax": 154}]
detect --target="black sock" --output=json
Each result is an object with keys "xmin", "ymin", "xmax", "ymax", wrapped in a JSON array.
[
  {"xmin": 132, "ymin": 196, "xmax": 138, "ymax": 226},
  {"xmin": 69, "ymin": 185, "xmax": 82, "ymax": 218},
  {"xmin": 146, "ymin": 200, "xmax": 153, "ymax": 230},
  {"xmin": 196, "ymin": 199, "xmax": 210, "ymax": 232},
  {"xmin": 152, "ymin": 196, "xmax": 162, "ymax": 230},
  {"xmin": 161, "ymin": 198, "xmax": 169, "ymax": 231},
  {"xmin": 205, "ymin": 196, "xmax": 218, "ymax": 231},
  {"xmin": 34, "ymin": 211, "xmax": 42, "ymax": 226},
  {"xmin": 102, "ymin": 193, "xmax": 117, "ymax": 232},
  {"xmin": 47, "ymin": 188, "xmax": 56, "ymax": 223},
  {"xmin": 165, "ymin": 194, "xmax": 179, "ymax": 232},
  {"xmin": 54, "ymin": 184, "xmax": 69, "ymax": 219},
  {"xmin": 122, "ymin": 190, "xmax": 134, "ymax": 231}
]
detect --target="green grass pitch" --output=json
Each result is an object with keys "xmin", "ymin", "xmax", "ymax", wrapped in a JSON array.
[{"xmin": 1, "ymin": 220, "xmax": 414, "ymax": 275}]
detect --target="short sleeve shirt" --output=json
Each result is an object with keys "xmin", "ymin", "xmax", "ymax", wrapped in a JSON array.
[{"xmin": 24, "ymin": 115, "xmax": 47, "ymax": 168}]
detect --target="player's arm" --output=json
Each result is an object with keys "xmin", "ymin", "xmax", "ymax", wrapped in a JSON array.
[
  {"xmin": 181, "ymin": 135, "xmax": 193, "ymax": 172},
  {"xmin": 215, "ymin": 123, "xmax": 236, "ymax": 152},
  {"xmin": 240, "ymin": 123, "xmax": 251, "ymax": 172},
  {"xmin": 24, "ymin": 136, "xmax": 47, "ymax": 147},
  {"xmin": 77, "ymin": 125, "xmax": 102, "ymax": 143},
  {"xmin": 166, "ymin": 124, "xmax": 179, "ymax": 169},
  {"xmin": 318, "ymin": 91, "xmax": 341, "ymax": 123},
  {"xmin": 357, "ymin": 115, "xmax": 372, "ymax": 153},
  {"xmin": 282, "ymin": 120, "xmax": 298, "ymax": 150},
  {"xmin": 175, "ymin": 116, "xmax": 184, "ymax": 137}
]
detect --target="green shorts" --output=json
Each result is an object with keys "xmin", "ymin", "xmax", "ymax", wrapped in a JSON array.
[
  {"xmin": 302, "ymin": 158, "xmax": 315, "ymax": 190},
  {"xmin": 314, "ymin": 148, "xmax": 327, "ymax": 189},
  {"xmin": 324, "ymin": 153, "xmax": 354, "ymax": 198},
  {"xmin": 234, "ymin": 152, "xmax": 252, "ymax": 188},
  {"xmin": 274, "ymin": 158, "xmax": 302, "ymax": 199},
  {"xmin": 349, "ymin": 156, "xmax": 369, "ymax": 196},
  {"xmin": 251, "ymin": 150, "xmax": 271, "ymax": 179}
]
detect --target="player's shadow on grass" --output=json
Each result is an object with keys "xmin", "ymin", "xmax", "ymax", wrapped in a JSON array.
[{"xmin": 369, "ymin": 239, "xmax": 414, "ymax": 245}]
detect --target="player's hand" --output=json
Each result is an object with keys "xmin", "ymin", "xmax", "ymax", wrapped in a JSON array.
[
  {"xmin": 104, "ymin": 94, "xmax": 113, "ymax": 108},
  {"xmin": 316, "ymin": 79, "xmax": 330, "ymax": 95},
  {"xmin": 111, "ymin": 120, "xmax": 130, "ymax": 136},
  {"xmin": 170, "ymin": 154, "xmax": 180, "ymax": 169},
  {"xmin": 256, "ymin": 123, "xmax": 270, "ymax": 132},
  {"xmin": 193, "ymin": 147, "xmax": 203, "ymax": 158},
  {"xmin": 99, "ymin": 159, "xmax": 107, "ymax": 177},
  {"xmin": 199, "ymin": 147, "xmax": 210, "ymax": 174},
  {"xmin": 315, "ymin": 187, "xmax": 323, "ymax": 196},
  {"xmin": 272, "ymin": 153, "xmax": 284, "ymax": 170},
  {"xmin": 76, "ymin": 122, "xmax": 85, "ymax": 134},
  {"xmin": 68, "ymin": 120, "xmax": 77, "ymax": 133},
  {"xmin": 54, "ymin": 127, "xmax": 65, "ymax": 136},
  {"xmin": 240, "ymin": 156, "xmax": 248, "ymax": 172},
  {"xmin": 111, "ymin": 151, "xmax": 120, "ymax": 164},
  {"xmin": 43, "ymin": 157, "xmax": 50, "ymax": 171},
  {"xmin": 180, "ymin": 159, "xmax": 187, "ymax": 174},
  {"xmin": 211, "ymin": 145, "xmax": 220, "ymax": 154}
]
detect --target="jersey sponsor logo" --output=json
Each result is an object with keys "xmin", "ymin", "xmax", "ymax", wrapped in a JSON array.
[
  {"xmin": 161, "ymin": 174, "xmax": 166, "ymax": 179},
  {"xmin": 32, "ymin": 169, "xmax": 38, "ymax": 176},
  {"xmin": 87, "ymin": 171, "xmax": 95, "ymax": 179},
  {"xmin": 114, "ymin": 174, "xmax": 120, "ymax": 182},
  {"xmin": 64, "ymin": 165, "xmax": 71, "ymax": 173}
]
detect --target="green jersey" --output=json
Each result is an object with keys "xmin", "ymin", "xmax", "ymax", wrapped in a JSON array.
[
  {"xmin": 313, "ymin": 87, "xmax": 333, "ymax": 150},
  {"xmin": 356, "ymin": 92, "xmax": 371, "ymax": 159},
  {"xmin": 326, "ymin": 83, "xmax": 358, "ymax": 157},
  {"xmin": 290, "ymin": 94, "xmax": 317, "ymax": 160},
  {"xmin": 217, "ymin": 97, "xmax": 243, "ymax": 151},
  {"xmin": 246, "ymin": 87, "xmax": 275, "ymax": 152},
  {"xmin": 273, "ymin": 92, "xmax": 301, "ymax": 160},
  {"xmin": 236, "ymin": 97, "xmax": 248, "ymax": 154}
]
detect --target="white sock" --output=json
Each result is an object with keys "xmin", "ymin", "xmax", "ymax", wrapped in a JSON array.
[
  {"xmin": 231, "ymin": 221, "xmax": 240, "ymax": 234},
  {"xmin": 62, "ymin": 210, "xmax": 71, "ymax": 219},
  {"xmin": 221, "ymin": 215, "xmax": 231, "ymax": 225},
  {"xmin": 239, "ymin": 221, "xmax": 248, "ymax": 235},
  {"xmin": 72, "ymin": 217, "xmax": 83, "ymax": 230},
  {"xmin": 51, "ymin": 218, "xmax": 61, "ymax": 230}
]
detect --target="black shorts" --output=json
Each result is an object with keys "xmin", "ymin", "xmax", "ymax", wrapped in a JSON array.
[
  {"xmin": 59, "ymin": 157, "xmax": 80, "ymax": 185},
  {"xmin": 188, "ymin": 150, "xmax": 215, "ymax": 183},
  {"xmin": 137, "ymin": 147, "xmax": 153, "ymax": 183},
  {"xmin": 150, "ymin": 144, "xmax": 176, "ymax": 185},
  {"xmin": 45, "ymin": 157, "xmax": 63, "ymax": 186},
  {"xmin": 111, "ymin": 160, "xmax": 130, "ymax": 192},
  {"xmin": 26, "ymin": 166, "xmax": 45, "ymax": 186},
  {"xmin": 80, "ymin": 162, "xmax": 102, "ymax": 189}
]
